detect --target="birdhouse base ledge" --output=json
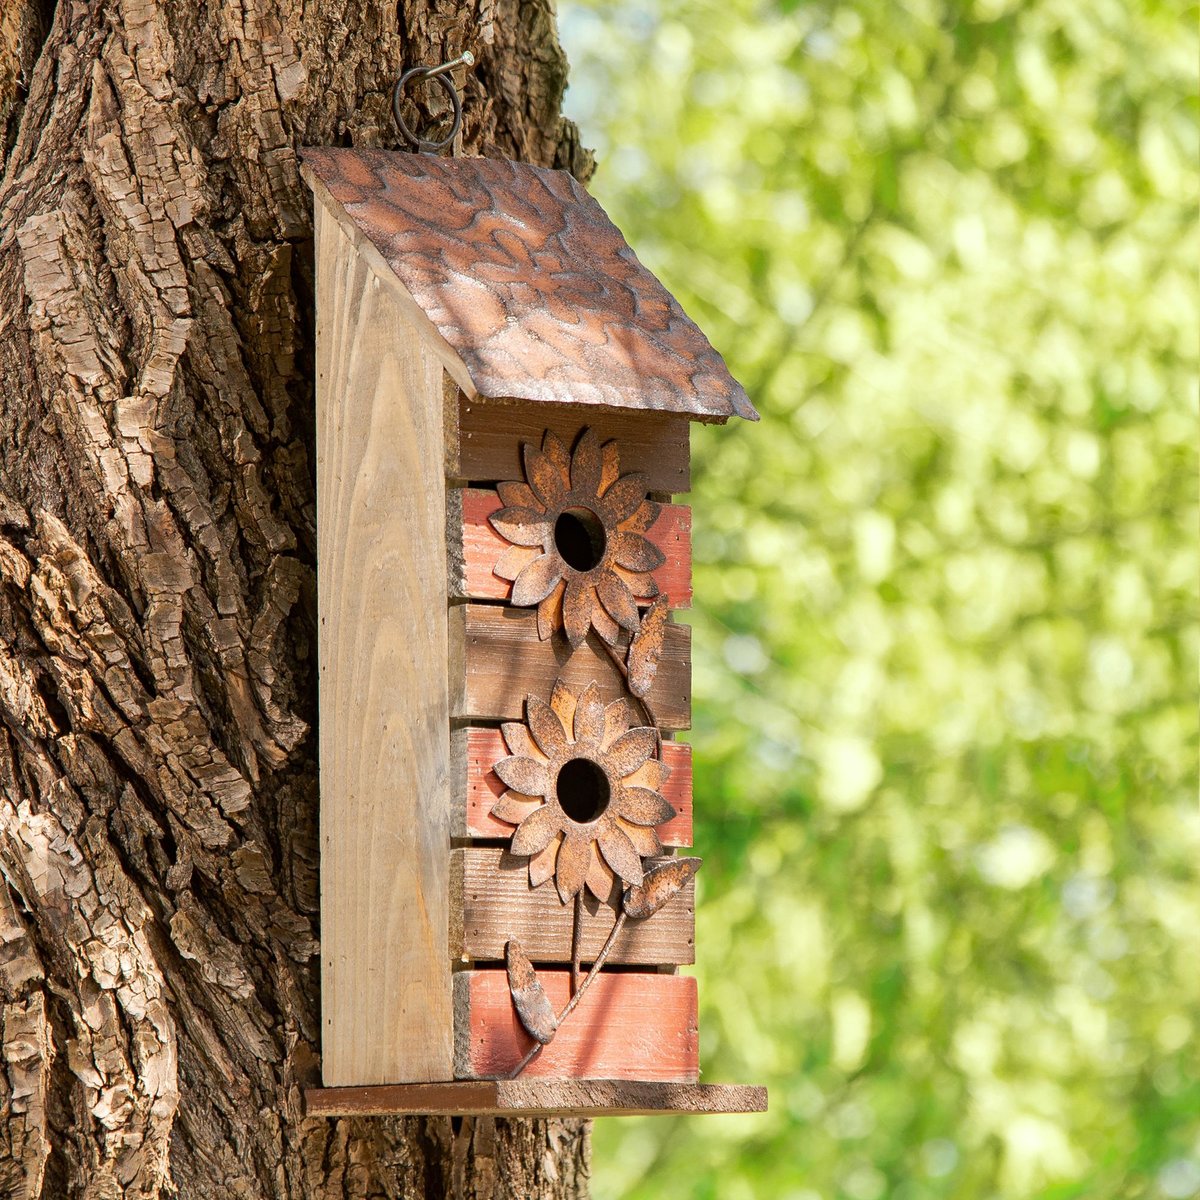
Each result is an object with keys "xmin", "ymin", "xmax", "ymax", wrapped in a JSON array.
[{"xmin": 302, "ymin": 1079, "xmax": 767, "ymax": 1118}]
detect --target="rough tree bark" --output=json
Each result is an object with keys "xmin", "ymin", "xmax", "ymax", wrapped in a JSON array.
[{"xmin": 0, "ymin": 0, "xmax": 594, "ymax": 1195}]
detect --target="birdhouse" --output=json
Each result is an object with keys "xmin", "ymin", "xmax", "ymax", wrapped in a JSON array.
[{"xmin": 300, "ymin": 148, "xmax": 766, "ymax": 1118}]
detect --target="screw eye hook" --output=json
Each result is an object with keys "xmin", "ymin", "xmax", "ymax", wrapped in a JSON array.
[{"xmin": 392, "ymin": 52, "xmax": 474, "ymax": 154}]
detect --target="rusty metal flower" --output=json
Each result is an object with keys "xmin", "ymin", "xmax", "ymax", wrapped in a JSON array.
[
  {"xmin": 489, "ymin": 428, "xmax": 665, "ymax": 646},
  {"xmin": 490, "ymin": 680, "xmax": 676, "ymax": 904}
]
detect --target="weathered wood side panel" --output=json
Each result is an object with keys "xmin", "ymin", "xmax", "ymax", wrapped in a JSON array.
[
  {"xmin": 447, "ymin": 488, "xmax": 692, "ymax": 607},
  {"xmin": 316, "ymin": 198, "xmax": 452, "ymax": 1086},
  {"xmin": 451, "ymin": 848, "xmax": 694, "ymax": 966},
  {"xmin": 449, "ymin": 605, "xmax": 691, "ymax": 730},
  {"xmin": 447, "ymin": 395, "xmax": 691, "ymax": 494},
  {"xmin": 451, "ymin": 727, "xmax": 694, "ymax": 846},
  {"xmin": 453, "ymin": 971, "xmax": 699, "ymax": 1082}
]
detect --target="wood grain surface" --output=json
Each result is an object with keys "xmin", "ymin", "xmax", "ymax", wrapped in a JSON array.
[
  {"xmin": 447, "ymin": 396, "xmax": 691, "ymax": 494},
  {"xmin": 450, "ymin": 848, "xmax": 694, "ymax": 965},
  {"xmin": 304, "ymin": 1078, "xmax": 768, "ymax": 1117},
  {"xmin": 453, "ymin": 970, "xmax": 699, "ymax": 1082},
  {"xmin": 449, "ymin": 604, "xmax": 691, "ymax": 730},
  {"xmin": 446, "ymin": 488, "xmax": 692, "ymax": 607},
  {"xmin": 316, "ymin": 196, "xmax": 452, "ymax": 1085},
  {"xmin": 451, "ymin": 727, "xmax": 693, "ymax": 846}
]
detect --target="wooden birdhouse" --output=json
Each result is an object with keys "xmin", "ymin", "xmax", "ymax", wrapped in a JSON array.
[{"xmin": 300, "ymin": 148, "xmax": 766, "ymax": 1118}]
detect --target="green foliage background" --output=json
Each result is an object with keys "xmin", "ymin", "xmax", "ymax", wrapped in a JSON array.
[{"xmin": 556, "ymin": 1, "xmax": 1199, "ymax": 1196}]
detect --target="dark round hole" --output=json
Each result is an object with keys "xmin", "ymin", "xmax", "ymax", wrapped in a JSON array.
[
  {"xmin": 556, "ymin": 757, "xmax": 611, "ymax": 824},
  {"xmin": 554, "ymin": 507, "xmax": 607, "ymax": 572}
]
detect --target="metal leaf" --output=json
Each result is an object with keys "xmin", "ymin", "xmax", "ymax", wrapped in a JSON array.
[
  {"xmin": 622, "ymin": 857, "xmax": 701, "ymax": 920},
  {"xmin": 506, "ymin": 940, "xmax": 557, "ymax": 1045},
  {"xmin": 627, "ymin": 594, "xmax": 669, "ymax": 698}
]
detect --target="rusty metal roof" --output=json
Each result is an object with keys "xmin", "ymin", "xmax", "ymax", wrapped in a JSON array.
[{"xmin": 301, "ymin": 148, "xmax": 757, "ymax": 422}]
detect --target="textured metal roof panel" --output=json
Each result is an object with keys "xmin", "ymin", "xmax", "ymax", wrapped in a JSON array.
[{"xmin": 301, "ymin": 148, "xmax": 757, "ymax": 422}]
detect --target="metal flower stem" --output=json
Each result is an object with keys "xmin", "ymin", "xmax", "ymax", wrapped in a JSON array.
[
  {"xmin": 508, "ymin": 911, "xmax": 628, "ymax": 1079},
  {"xmin": 598, "ymin": 638, "xmax": 662, "ymax": 754},
  {"xmin": 570, "ymin": 891, "xmax": 584, "ymax": 994}
]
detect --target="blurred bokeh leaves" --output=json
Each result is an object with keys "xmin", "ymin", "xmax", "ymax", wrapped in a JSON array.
[{"xmin": 556, "ymin": 0, "xmax": 1199, "ymax": 1196}]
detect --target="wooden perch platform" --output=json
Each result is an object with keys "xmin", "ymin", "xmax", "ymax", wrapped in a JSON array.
[{"xmin": 303, "ymin": 1078, "xmax": 768, "ymax": 1118}]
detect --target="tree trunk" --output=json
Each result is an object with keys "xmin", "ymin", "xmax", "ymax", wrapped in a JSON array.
[{"xmin": 0, "ymin": 0, "xmax": 593, "ymax": 1195}]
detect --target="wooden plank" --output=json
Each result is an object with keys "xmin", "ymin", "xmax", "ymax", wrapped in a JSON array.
[
  {"xmin": 304, "ymin": 1079, "xmax": 768, "ymax": 1117},
  {"xmin": 447, "ymin": 488, "xmax": 691, "ymax": 608},
  {"xmin": 450, "ymin": 604, "xmax": 691, "ymax": 731},
  {"xmin": 447, "ymin": 395, "xmax": 691, "ymax": 494},
  {"xmin": 453, "ymin": 970, "xmax": 698, "ymax": 1082},
  {"xmin": 451, "ymin": 848, "xmax": 694, "ymax": 966},
  {"xmin": 451, "ymin": 727, "xmax": 693, "ymax": 846},
  {"xmin": 315, "ymin": 194, "xmax": 452, "ymax": 1085}
]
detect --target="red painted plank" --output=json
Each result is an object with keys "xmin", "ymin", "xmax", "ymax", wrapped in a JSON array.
[
  {"xmin": 451, "ymin": 489, "xmax": 691, "ymax": 607},
  {"xmin": 454, "ymin": 727, "xmax": 693, "ymax": 846},
  {"xmin": 453, "ymin": 970, "xmax": 698, "ymax": 1083}
]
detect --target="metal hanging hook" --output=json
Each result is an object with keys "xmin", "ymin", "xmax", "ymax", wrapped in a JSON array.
[{"xmin": 392, "ymin": 52, "xmax": 475, "ymax": 154}]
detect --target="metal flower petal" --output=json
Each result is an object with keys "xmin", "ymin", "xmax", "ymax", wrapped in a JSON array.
[
  {"xmin": 597, "ymin": 825, "xmax": 643, "ymax": 888},
  {"xmin": 596, "ymin": 571, "xmax": 640, "ymax": 633},
  {"xmin": 526, "ymin": 695, "xmax": 569, "ymax": 758},
  {"xmin": 610, "ymin": 530, "xmax": 666, "ymax": 573},
  {"xmin": 493, "ymin": 755, "xmax": 551, "ymax": 795},
  {"xmin": 489, "ymin": 507, "xmax": 551, "ymax": 547},
  {"xmin": 511, "ymin": 553, "xmax": 565, "ymax": 606},
  {"xmin": 572, "ymin": 681, "xmax": 605, "ymax": 747},
  {"xmin": 489, "ymin": 428, "xmax": 662, "ymax": 645},
  {"xmin": 510, "ymin": 804, "xmax": 562, "ymax": 856},
  {"xmin": 570, "ymin": 427, "xmax": 603, "ymax": 495},
  {"xmin": 492, "ymin": 791, "xmax": 542, "ymax": 825},
  {"xmin": 555, "ymin": 832, "xmax": 591, "ymax": 902},
  {"xmin": 604, "ymin": 727, "xmax": 658, "ymax": 776},
  {"xmin": 492, "ymin": 682, "xmax": 673, "ymax": 909},
  {"xmin": 496, "ymin": 480, "xmax": 540, "ymax": 510},
  {"xmin": 599, "ymin": 472, "xmax": 650, "ymax": 523},
  {"xmin": 616, "ymin": 787, "xmax": 676, "ymax": 827}
]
